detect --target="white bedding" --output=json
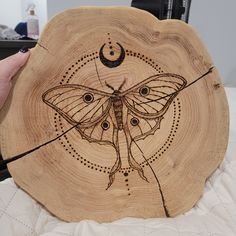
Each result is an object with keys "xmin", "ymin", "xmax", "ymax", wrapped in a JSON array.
[{"xmin": 0, "ymin": 87, "xmax": 235, "ymax": 236}]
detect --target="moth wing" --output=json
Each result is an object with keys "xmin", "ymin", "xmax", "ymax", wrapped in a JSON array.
[
  {"xmin": 75, "ymin": 111, "xmax": 117, "ymax": 146},
  {"xmin": 122, "ymin": 73, "xmax": 186, "ymax": 119},
  {"xmin": 42, "ymin": 84, "xmax": 112, "ymax": 127},
  {"xmin": 126, "ymin": 109, "xmax": 163, "ymax": 142}
]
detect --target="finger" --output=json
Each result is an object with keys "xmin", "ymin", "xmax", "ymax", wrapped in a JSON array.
[
  {"xmin": 0, "ymin": 80, "xmax": 12, "ymax": 109},
  {"xmin": 0, "ymin": 48, "xmax": 30, "ymax": 110},
  {"xmin": 0, "ymin": 48, "xmax": 30, "ymax": 81}
]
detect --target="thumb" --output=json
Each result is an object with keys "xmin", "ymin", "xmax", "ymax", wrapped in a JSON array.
[{"xmin": 0, "ymin": 48, "xmax": 30, "ymax": 81}]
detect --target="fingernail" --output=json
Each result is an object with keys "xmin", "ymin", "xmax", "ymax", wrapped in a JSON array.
[{"xmin": 19, "ymin": 47, "xmax": 29, "ymax": 53}]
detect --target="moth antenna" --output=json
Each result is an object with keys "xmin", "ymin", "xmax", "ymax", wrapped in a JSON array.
[
  {"xmin": 105, "ymin": 81, "xmax": 114, "ymax": 91},
  {"xmin": 118, "ymin": 78, "xmax": 126, "ymax": 91}
]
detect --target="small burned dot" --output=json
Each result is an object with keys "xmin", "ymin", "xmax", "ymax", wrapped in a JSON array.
[
  {"xmin": 83, "ymin": 93, "xmax": 94, "ymax": 103},
  {"xmin": 101, "ymin": 120, "xmax": 110, "ymax": 130},
  {"xmin": 124, "ymin": 172, "xmax": 128, "ymax": 177},
  {"xmin": 139, "ymin": 86, "xmax": 150, "ymax": 96},
  {"xmin": 130, "ymin": 117, "xmax": 139, "ymax": 126}
]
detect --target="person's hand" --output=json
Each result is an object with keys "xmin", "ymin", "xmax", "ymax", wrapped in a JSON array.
[{"xmin": 0, "ymin": 48, "xmax": 30, "ymax": 110}]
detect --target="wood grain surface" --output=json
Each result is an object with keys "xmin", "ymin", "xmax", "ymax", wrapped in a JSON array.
[{"xmin": 0, "ymin": 7, "xmax": 229, "ymax": 222}]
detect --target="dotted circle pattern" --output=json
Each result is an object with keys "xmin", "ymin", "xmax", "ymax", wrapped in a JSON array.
[
  {"xmin": 125, "ymin": 49, "xmax": 164, "ymax": 74},
  {"xmin": 53, "ymin": 45, "xmax": 182, "ymax": 179}
]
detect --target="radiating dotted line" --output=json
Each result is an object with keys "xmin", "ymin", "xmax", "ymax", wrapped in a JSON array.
[{"xmin": 107, "ymin": 33, "xmax": 115, "ymax": 56}]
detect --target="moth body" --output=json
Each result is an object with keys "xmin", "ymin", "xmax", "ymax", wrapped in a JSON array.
[{"xmin": 111, "ymin": 91, "xmax": 123, "ymax": 130}]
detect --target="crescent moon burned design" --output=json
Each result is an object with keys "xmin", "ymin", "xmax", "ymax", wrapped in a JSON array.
[{"xmin": 99, "ymin": 42, "xmax": 126, "ymax": 68}]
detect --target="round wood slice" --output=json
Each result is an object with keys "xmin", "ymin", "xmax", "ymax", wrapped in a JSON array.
[{"xmin": 0, "ymin": 7, "xmax": 229, "ymax": 222}]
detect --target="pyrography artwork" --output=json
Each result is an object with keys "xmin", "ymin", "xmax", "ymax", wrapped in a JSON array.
[
  {"xmin": 0, "ymin": 8, "xmax": 229, "ymax": 223},
  {"xmin": 42, "ymin": 35, "xmax": 213, "ymax": 216}
]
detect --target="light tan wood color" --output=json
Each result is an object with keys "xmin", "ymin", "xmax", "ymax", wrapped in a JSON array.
[{"xmin": 0, "ymin": 7, "xmax": 229, "ymax": 222}]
